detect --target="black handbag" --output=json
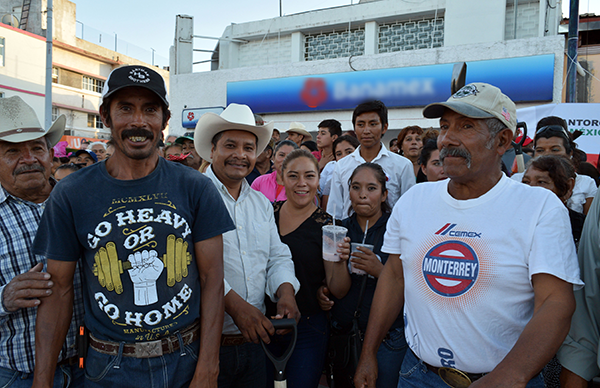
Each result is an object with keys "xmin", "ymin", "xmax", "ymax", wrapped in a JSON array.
[{"xmin": 327, "ymin": 275, "xmax": 369, "ymax": 387}]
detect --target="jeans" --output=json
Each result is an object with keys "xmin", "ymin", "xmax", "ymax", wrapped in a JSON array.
[
  {"xmin": 0, "ymin": 364, "xmax": 84, "ymax": 388},
  {"xmin": 330, "ymin": 326, "xmax": 407, "ymax": 388},
  {"xmin": 218, "ymin": 342, "xmax": 266, "ymax": 388},
  {"xmin": 84, "ymin": 337, "xmax": 199, "ymax": 388},
  {"xmin": 398, "ymin": 349, "xmax": 546, "ymax": 388},
  {"xmin": 375, "ymin": 327, "xmax": 408, "ymax": 388},
  {"xmin": 266, "ymin": 312, "xmax": 329, "ymax": 388}
]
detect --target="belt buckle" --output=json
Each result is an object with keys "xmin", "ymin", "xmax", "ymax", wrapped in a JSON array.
[
  {"xmin": 438, "ymin": 367, "xmax": 472, "ymax": 388},
  {"xmin": 134, "ymin": 340, "xmax": 163, "ymax": 358}
]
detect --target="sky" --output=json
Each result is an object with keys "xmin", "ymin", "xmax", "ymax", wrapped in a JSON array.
[
  {"xmin": 74, "ymin": 0, "xmax": 353, "ymax": 70},
  {"xmin": 74, "ymin": 0, "xmax": 599, "ymax": 71}
]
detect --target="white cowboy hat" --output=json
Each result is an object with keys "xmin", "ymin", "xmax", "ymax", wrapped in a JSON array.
[
  {"xmin": 284, "ymin": 122, "xmax": 311, "ymax": 139},
  {"xmin": 194, "ymin": 103, "xmax": 274, "ymax": 162},
  {"xmin": 0, "ymin": 96, "xmax": 66, "ymax": 147}
]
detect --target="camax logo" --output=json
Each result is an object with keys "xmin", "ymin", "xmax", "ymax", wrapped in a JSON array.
[{"xmin": 435, "ymin": 223, "xmax": 481, "ymax": 238}]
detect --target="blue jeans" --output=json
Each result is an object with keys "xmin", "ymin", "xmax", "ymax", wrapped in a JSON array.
[
  {"xmin": 375, "ymin": 327, "xmax": 408, "ymax": 388},
  {"xmin": 84, "ymin": 337, "xmax": 199, "ymax": 388},
  {"xmin": 329, "ymin": 326, "xmax": 407, "ymax": 388},
  {"xmin": 398, "ymin": 349, "xmax": 545, "ymax": 388},
  {"xmin": 0, "ymin": 363, "xmax": 84, "ymax": 388},
  {"xmin": 218, "ymin": 342, "xmax": 266, "ymax": 388},
  {"xmin": 266, "ymin": 312, "xmax": 329, "ymax": 388}
]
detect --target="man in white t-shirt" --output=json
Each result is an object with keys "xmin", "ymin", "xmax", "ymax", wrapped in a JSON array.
[
  {"xmin": 354, "ymin": 83, "xmax": 583, "ymax": 388},
  {"xmin": 326, "ymin": 100, "xmax": 415, "ymax": 219}
]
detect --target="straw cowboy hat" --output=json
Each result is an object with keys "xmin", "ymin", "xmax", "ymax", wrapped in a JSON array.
[
  {"xmin": 0, "ymin": 96, "xmax": 66, "ymax": 147},
  {"xmin": 194, "ymin": 103, "xmax": 274, "ymax": 162},
  {"xmin": 284, "ymin": 122, "xmax": 311, "ymax": 138}
]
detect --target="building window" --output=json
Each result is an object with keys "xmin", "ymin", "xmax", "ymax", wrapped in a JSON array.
[
  {"xmin": 82, "ymin": 76, "xmax": 105, "ymax": 93},
  {"xmin": 304, "ymin": 27, "xmax": 365, "ymax": 61},
  {"xmin": 52, "ymin": 67, "xmax": 59, "ymax": 83},
  {"xmin": 505, "ymin": 0, "xmax": 540, "ymax": 40},
  {"xmin": 87, "ymin": 114, "xmax": 103, "ymax": 129},
  {"xmin": 52, "ymin": 107, "xmax": 58, "ymax": 121},
  {"xmin": 378, "ymin": 17, "xmax": 444, "ymax": 53},
  {"xmin": 0, "ymin": 37, "xmax": 5, "ymax": 67}
]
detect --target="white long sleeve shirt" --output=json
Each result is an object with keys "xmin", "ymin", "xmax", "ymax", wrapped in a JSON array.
[
  {"xmin": 326, "ymin": 144, "xmax": 416, "ymax": 219},
  {"xmin": 205, "ymin": 167, "xmax": 300, "ymax": 335}
]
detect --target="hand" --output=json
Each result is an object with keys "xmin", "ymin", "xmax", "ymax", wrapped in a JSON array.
[
  {"xmin": 351, "ymin": 247, "xmax": 384, "ymax": 278},
  {"xmin": 189, "ymin": 364, "xmax": 219, "ymax": 388},
  {"xmin": 468, "ymin": 373, "xmax": 526, "ymax": 388},
  {"xmin": 317, "ymin": 285, "xmax": 334, "ymax": 311},
  {"xmin": 337, "ymin": 237, "xmax": 351, "ymax": 261},
  {"xmin": 319, "ymin": 153, "xmax": 335, "ymax": 171},
  {"xmin": 354, "ymin": 353, "xmax": 378, "ymax": 388},
  {"xmin": 127, "ymin": 250, "xmax": 164, "ymax": 306},
  {"xmin": 231, "ymin": 302, "xmax": 274, "ymax": 344},
  {"xmin": 2, "ymin": 263, "xmax": 52, "ymax": 312}
]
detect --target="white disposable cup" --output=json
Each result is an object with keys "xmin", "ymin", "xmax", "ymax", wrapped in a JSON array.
[
  {"xmin": 322, "ymin": 225, "xmax": 348, "ymax": 262},
  {"xmin": 350, "ymin": 243, "xmax": 375, "ymax": 275}
]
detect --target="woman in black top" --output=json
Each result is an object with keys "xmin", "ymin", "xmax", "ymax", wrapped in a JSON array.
[
  {"xmin": 266, "ymin": 149, "xmax": 332, "ymax": 388},
  {"xmin": 324, "ymin": 163, "xmax": 407, "ymax": 388}
]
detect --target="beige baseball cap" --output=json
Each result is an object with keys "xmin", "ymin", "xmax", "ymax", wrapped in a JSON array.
[{"xmin": 423, "ymin": 83, "xmax": 517, "ymax": 134}]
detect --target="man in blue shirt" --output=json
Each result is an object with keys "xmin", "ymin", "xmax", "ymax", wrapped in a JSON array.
[{"xmin": 32, "ymin": 66, "xmax": 234, "ymax": 388}]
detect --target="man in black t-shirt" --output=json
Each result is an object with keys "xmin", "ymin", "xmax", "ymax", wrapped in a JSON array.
[{"xmin": 33, "ymin": 65, "xmax": 234, "ymax": 388}]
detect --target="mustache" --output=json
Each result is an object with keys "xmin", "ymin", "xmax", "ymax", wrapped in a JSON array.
[
  {"xmin": 121, "ymin": 128, "xmax": 154, "ymax": 140},
  {"xmin": 14, "ymin": 164, "xmax": 44, "ymax": 175},
  {"xmin": 439, "ymin": 147, "xmax": 472, "ymax": 168},
  {"xmin": 225, "ymin": 157, "xmax": 249, "ymax": 167}
]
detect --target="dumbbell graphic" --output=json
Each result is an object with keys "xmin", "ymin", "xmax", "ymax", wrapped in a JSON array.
[{"xmin": 93, "ymin": 234, "xmax": 192, "ymax": 294}]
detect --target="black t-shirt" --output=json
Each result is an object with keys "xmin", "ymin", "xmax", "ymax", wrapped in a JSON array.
[
  {"xmin": 266, "ymin": 202, "xmax": 332, "ymax": 317},
  {"xmin": 330, "ymin": 212, "xmax": 403, "ymax": 332},
  {"xmin": 33, "ymin": 158, "xmax": 234, "ymax": 342}
]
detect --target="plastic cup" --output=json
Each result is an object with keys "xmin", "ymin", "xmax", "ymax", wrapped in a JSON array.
[
  {"xmin": 350, "ymin": 243, "xmax": 375, "ymax": 275},
  {"xmin": 322, "ymin": 225, "xmax": 348, "ymax": 262}
]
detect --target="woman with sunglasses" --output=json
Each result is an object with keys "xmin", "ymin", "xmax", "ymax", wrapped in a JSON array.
[{"xmin": 512, "ymin": 116, "xmax": 597, "ymax": 215}]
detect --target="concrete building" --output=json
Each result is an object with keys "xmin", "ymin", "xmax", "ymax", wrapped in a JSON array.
[
  {"xmin": 170, "ymin": 0, "xmax": 564, "ymax": 142},
  {"xmin": 0, "ymin": 0, "xmax": 169, "ymax": 143},
  {"xmin": 0, "ymin": 22, "xmax": 46, "ymax": 115}
]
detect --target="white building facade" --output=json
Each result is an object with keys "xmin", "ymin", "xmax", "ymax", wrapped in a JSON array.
[{"xmin": 170, "ymin": 0, "xmax": 564, "ymax": 141}]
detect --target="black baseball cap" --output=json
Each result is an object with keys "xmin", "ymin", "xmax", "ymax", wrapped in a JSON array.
[{"xmin": 101, "ymin": 65, "xmax": 169, "ymax": 107}]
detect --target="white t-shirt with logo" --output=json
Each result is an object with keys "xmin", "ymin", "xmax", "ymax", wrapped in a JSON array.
[{"xmin": 382, "ymin": 175, "xmax": 582, "ymax": 373}]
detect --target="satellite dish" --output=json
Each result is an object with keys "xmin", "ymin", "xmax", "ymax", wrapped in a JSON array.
[{"xmin": 1, "ymin": 14, "xmax": 19, "ymax": 27}]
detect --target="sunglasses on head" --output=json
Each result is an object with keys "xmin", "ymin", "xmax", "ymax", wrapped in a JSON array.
[{"xmin": 535, "ymin": 125, "xmax": 571, "ymax": 141}]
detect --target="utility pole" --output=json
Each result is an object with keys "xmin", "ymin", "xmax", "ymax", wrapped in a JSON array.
[
  {"xmin": 566, "ymin": 0, "xmax": 579, "ymax": 103},
  {"xmin": 45, "ymin": 0, "xmax": 52, "ymax": 129}
]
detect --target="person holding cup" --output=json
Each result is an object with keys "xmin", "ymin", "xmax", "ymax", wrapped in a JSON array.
[
  {"xmin": 323, "ymin": 162, "xmax": 407, "ymax": 388},
  {"xmin": 265, "ymin": 149, "xmax": 333, "ymax": 388}
]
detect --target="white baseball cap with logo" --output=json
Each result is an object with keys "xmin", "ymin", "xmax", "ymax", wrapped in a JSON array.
[
  {"xmin": 0, "ymin": 96, "xmax": 65, "ymax": 146},
  {"xmin": 423, "ymin": 83, "xmax": 517, "ymax": 134}
]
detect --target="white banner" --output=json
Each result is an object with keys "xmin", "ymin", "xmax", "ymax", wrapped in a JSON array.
[{"xmin": 517, "ymin": 103, "xmax": 600, "ymax": 165}]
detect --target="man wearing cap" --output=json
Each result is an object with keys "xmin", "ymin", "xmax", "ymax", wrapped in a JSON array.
[
  {"xmin": 354, "ymin": 83, "xmax": 582, "ymax": 388},
  {"xmin": 284, "ymin": 122, "xmax": 311, "ymax": 147},
  {"xmin": 0, "ymin": 96, "xmax": 84, "ymax": 387},
  {"xmin": 195, "ymin": 103, "xmax": 300, "ymax": 388},
  {"xmin": 175, "ymin": 131, "xmax": 203, "ymax": 171},
  {"xmin": 32, "ymin": 65, "xmax": 234, "ymax": 388},
  {"xmin": 75, "ymin": 149, "xmax": 98, "ymax": 167}
]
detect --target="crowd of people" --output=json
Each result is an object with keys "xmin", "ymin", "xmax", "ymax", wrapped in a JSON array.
[{"xmin": 0, "ymin": 64, "xmax": 598, "ymax": 388}]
